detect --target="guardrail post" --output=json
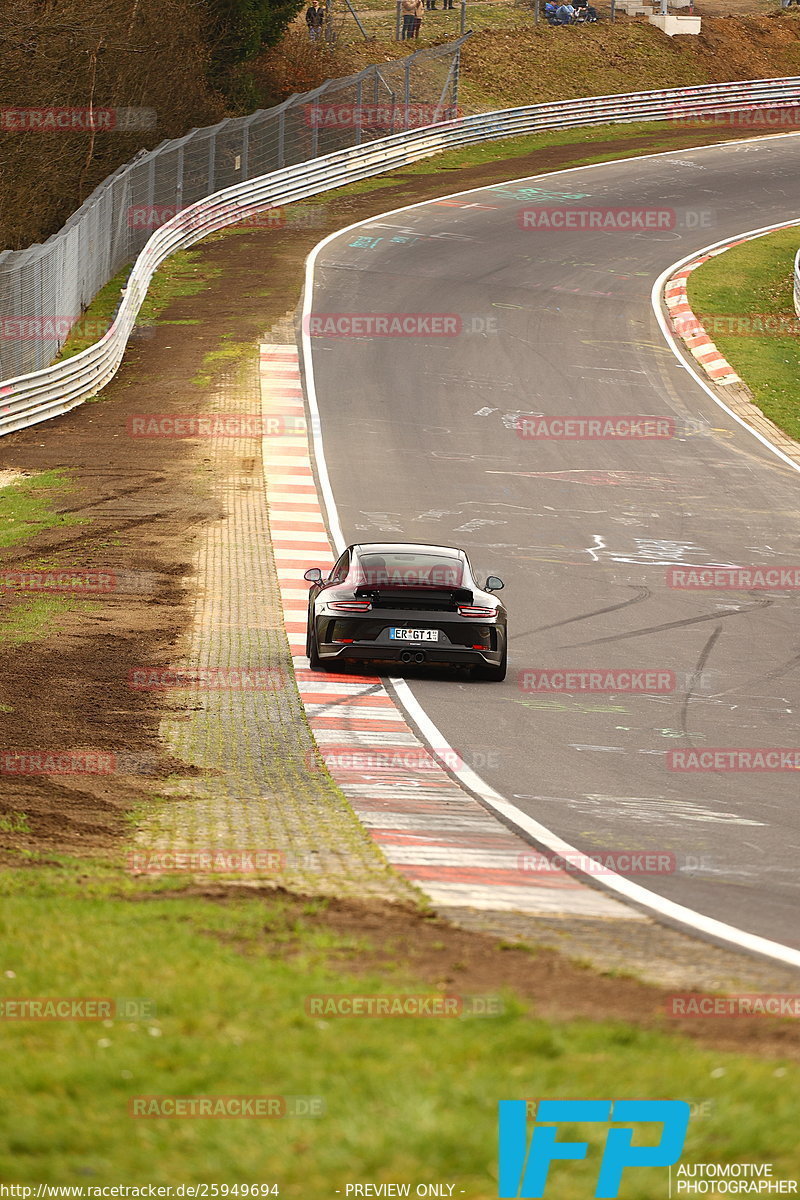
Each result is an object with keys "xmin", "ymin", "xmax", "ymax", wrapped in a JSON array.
[
  {"xmin": 176, "ymin": 145, "xmax": 184, "ymax": 210},
  {"xmin": 146, "ymin": 156, "xmax": 156, "ymax": 241},
  {"xmin": 11, "ymin": 268, "xmax": 24, "ymax": 377},
  {"xmin": 404, "ymin": 61, "xmax": 411, "ymax": 129},
  {"xmin": 311, "ymin": 105, "xmax": 320, "ymax": 157},
  {"xmin": 241, "ymin": 124, "xmax": 249, "ymax": 179},
  {"xmin": 277, "ymin": 109, "xmax": 287, "ymax": 169},
  {"xmin": 396, "ymin": 0, "xmax": 402, "ymax": 39},
  {"xmin": 355, "ymin": 80, "xmax": 364, "ymax": 146},
  {"xmin": 208, "ymin": 134, "xmax": 216, "ymax": 193}
]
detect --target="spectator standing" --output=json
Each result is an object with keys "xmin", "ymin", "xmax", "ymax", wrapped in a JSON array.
[
  {"xmin": 306, "ymin": 0, "xmax": 325, "ymax": 39},
  {"xmin": 401, "ymin": 0, "xmax": 416, "ymax": 37},
  {"xmin": 412, "ymin": 0, "xmax": 424, "ymax": 36}
]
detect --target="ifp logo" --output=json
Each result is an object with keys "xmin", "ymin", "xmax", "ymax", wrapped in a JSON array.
[{"xmin": 498, "ymin": 1099, "xmax": 690, "ymax": 1198}]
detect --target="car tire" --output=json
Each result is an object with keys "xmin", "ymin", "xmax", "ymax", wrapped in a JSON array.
[
  {"xmin": 473, "ymin": 643, "xmax": 507, "ymax": 682},
  {"xmin": 308, "ymin": 624, "xmax": 327, "ymax": 672}
]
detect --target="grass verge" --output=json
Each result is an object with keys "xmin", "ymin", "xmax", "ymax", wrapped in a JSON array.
[
  {"xmin": 56, "ymin": 250, "xmax": 221, "ymax": 362},
  {"xmin": 0, "ymin": 863, "xmax": 798, "ymax": 1191},
  {"xmin": 687, "ymin": 225, "xmax": 800, "ymax": 443},
  {"xmin": 0, "ymin": 595, "xmax": 89, "ymax": 647},
  {"xmin": 0, "ymin": 470, "xmax": 82, "ymax": 550}
]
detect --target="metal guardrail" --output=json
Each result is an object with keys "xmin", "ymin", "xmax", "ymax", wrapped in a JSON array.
[
  {"xmin": 0, "ymin": 37, "xmax": 467, "ymax": 382},
  {"xmin": 3, "ymin": 74, "xmax": 800, "ymax": 438}
]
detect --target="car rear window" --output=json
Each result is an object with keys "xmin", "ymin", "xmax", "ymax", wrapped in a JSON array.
[{"xmin": 351, "ymin": 553, "xmax": 464, "ymax": 589}]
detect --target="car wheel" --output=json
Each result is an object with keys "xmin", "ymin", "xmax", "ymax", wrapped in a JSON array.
[{"xmin": 473, "ymin": 643, "xmax": 507, "ymax": 682}]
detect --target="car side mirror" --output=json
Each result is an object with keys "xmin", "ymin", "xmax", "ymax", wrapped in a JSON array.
[
  {"xmin": 485, "ymin": 576, "xmax": 504, "ymax": 591},
  {"xmin": 304, "ymin": 568, "xmax": 323, "ymax": 583}
]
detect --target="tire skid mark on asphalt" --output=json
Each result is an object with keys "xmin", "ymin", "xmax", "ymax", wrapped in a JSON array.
[{"xmin": 260, "ymin": 343, "xmax": 643, "ymax": 920}]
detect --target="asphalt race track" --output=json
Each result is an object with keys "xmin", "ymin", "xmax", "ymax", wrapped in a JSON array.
[{"xmin": 304, "ymin": 134, "xmax": 800, "ymax": 953}]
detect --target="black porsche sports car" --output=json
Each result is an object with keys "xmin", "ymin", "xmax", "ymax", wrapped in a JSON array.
[{"xmin": 304, "ymin": 542, "xmax": 507, "ymax": 680}]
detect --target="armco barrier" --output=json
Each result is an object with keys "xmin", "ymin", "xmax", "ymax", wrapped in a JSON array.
[
  {"xmin": 3, "ymin": 75, "xmax": 800, "ymax": 437},
  {"xmin": 0, "ymin": 36, "xmax": 467, "ymax": 381}
]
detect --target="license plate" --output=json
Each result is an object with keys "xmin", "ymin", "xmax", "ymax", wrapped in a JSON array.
[{"xmin": 389, "ymin": 628, "xmax": 440, "ymax": 642}]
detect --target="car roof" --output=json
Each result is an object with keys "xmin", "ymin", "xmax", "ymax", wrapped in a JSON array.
[{"xmin": 350, "ymin": 542, "xmax": 465, "ymax": 559}]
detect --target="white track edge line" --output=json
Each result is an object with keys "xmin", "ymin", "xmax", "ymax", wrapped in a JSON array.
[{"xmin": 301, "ymin": 135, "xmax": 800, "ymax": 968}]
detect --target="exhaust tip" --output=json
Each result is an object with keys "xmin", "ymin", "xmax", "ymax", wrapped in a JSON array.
[
  {"xmin": 400, "ymin": 650, "xmax": 413, "ymax": 663},
  {"xmin": 413, "ymin": 652, "xmax": 425, "ymax": 664}
]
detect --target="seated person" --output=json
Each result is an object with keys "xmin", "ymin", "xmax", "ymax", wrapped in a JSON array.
[
  {"xmin": 555, "ymin": 2, "xmax": 575, "ymax": 20},
  {"xmin": 545, "ymin": 1, "xmax": 558, "ymax": 18}
]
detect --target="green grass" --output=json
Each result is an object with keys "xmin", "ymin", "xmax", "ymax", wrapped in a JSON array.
[
  {"xmin": 56, "ymin": 250, "xmax": 221, "ymax": 361},
  {"xmin": 0, "ymin": 812, "xmax": 30, "ymax": 833},
  {"xmin": 0, "ymin": 862, "xmax": 798, "ymax": 1191},
  {"xmin": 191, "ymin": 337, "xmax": 255, "ymax": 388},
  {"xmin": 687, "ymin": 225, "xmax": 800, "ymax": 443},
  {"xmin": 0, "ymin": 596, "xmax": 87, "ymax": 647},
  {"xmin": 0, "ymin": 469, "xmax": 82, "ymax": 549}
]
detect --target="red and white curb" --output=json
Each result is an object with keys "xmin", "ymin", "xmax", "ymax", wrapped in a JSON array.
[
  {"xmin": 664, "ymin": 229, "xmax": 779, "ymax": 386},
  {"xmin": 664, "ymin": 256, "xmax": 743, "ymax": 385},
  {"xmin": 260, "ymin": 344, "xmax": 642, "ymax": 921}
]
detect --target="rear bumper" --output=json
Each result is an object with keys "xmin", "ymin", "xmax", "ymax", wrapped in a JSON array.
[{"xmin": 316, "ymin": 636, "xmax": 504, "ymax": 669}]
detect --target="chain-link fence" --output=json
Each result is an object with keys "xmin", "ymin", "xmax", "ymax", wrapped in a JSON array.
[{"xmin": 0, "ymin": 36, "xmax": 468, "ymax": 380}]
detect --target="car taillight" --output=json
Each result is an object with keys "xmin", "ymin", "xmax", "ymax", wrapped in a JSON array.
[
  {"xmin": 458, "ymin": 605, "xmax": 495, "ymax": 618},
  {"xmin": 328, "ymin": 600, "xmax": 372, "ymax": 612}
]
